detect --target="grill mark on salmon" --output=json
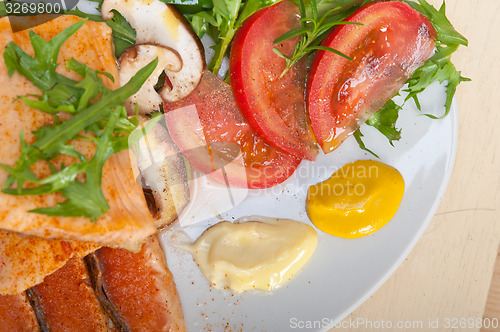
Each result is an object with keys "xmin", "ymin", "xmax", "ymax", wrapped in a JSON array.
[
  {"xmin": 25, "ymin": 288, "xmax": 50, "ymax": 332},
  {"xmin": 28, "ymin": 257, "xmax": 116, "ymax": 332},
  {"xmin": 86, "ymin": 236, "xmax": 186, "ymax": 332},
  {"xmin": 85, "ymin": 254, "xmax": 129, "ymax": 332}
]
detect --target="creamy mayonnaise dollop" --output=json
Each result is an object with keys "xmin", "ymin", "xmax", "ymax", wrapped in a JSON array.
[{"xmin": 187, "ymin": 217, "xmax": 318, "ymax": 292}]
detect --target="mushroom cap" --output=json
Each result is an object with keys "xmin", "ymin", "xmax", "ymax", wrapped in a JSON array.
[
  {"xmin": 102, "ymin": 0, "xmax": 205, "ymax": 102},
  {"xmin": 119, "ymin": 44, "xmax": 182, "ymax": 114}
]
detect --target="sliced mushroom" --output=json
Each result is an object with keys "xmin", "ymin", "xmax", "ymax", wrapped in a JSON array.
[
  {"xmin": 102, "ymin": 0, "xmax": 206, "ymax": 102},
  {"xmin": 131, "ymin": 116, "xmax": 190, "ymax": 228},
  {"xmin": 119, "ymin": 44, "xmax": 182, "ymax": 114}
]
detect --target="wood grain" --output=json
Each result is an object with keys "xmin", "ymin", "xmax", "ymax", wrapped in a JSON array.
[
  {"xmin": 330, "ymin": 1, "xmax": 500, "ymax": 331},
  {"xmin": 482, "ymin": 249, "xmax": 500, "ymax": 332}
]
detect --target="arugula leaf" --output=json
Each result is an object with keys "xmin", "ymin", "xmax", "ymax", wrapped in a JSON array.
[
  {"xmin": 364, "ymin": 100, "xmax": 402, "ymax": 145},
  {"xmin": 273, "ymin": 0, "xmax": 364, "ymax": 77},
  {"xmin": 0, "ymin": 0, "xmax": 135, "ymax": 58},
  {"xmin": 100, "ymin": 11, "xmax": 136, "ymax": 57},
  {"xmin": 172, "ymin": 0, "xmax": 214, "ymax": 13},
  {"xmin": 304, "ymin": 0, "xmax": 367, "ymax": 17},
  {"xmin": 408, "ymin": 0, "xmax": 468, "ymax": 46},
  {"xmin": 68, "ymin": 0, "xmax": 136, "ymax": 58},
  {"xmin": 3, "ymin": 20, "xmax": 85, "ymax": 90},
  {"xmin": 1, "ymin": 21, "xmax": 158, "ymax": 221},
  {"xmin": 206, "ymin": 0, "xmax": 243, "ymax": 73},
  {"xmin": 404, "ymin": 0, "xmax": 469, "ymax": 119},
  {"xmin": 186, "ymin": 11, "xmax": 219, "ymax": 38},
  {"xmin": 353, "ymin": 130, "xmax": 379, "ymax": 158},
  {"xmin": 353, "ymin": 100, "xmax": 401, "ymax": 157},
  {"xmin": 170, "ymin": 0, "xmax": 282, "ymax": 74},
  {"xmin": 30, "ymin": 106, "xmax": 125, "ymax": 220}
]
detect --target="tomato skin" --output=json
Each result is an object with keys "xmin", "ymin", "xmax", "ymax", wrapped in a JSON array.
[
  {"xmin": 307, "ymin": 1, "xmax": 437, "ymax": 153},
  {"xmin": 164, "ymin": 71, "xmax": 301, "ymax": 189},
  {"xmin": 229, "ymin": 1, "xmax": 318, "ymax": 161}
]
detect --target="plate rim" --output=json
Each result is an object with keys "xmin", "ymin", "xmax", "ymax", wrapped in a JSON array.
[{"xmin": 320, "ymin": 98, "xmax": 459, "ymax": 331}]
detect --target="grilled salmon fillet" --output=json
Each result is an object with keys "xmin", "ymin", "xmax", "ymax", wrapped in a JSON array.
[
  {"xmin": 0, "ymin": 16, "xmax": 156, "ymax": 251},
  {"xmin": 28, "ymin": 258, "xmax": 115, "ymax": 332},
  {"xmin": 87, "ymin": 235, "xmax": 186, "ymax": 332},
  {"xmin": 1, "ymin": 236, "xmax": 185, "ymax": 330},
  {"xmin": 0, "ymin": 229, "xmax": 99, "ymax": 295},
  {"xmin": 0, "ymin": 292, "xmax": 39, "ymax": 331}
]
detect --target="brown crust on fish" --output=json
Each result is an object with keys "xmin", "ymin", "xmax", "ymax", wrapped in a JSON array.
[
  {"xmin": 88, "ymin": 236, "xmax": 186, "ymax": 332},
  {"xmin": 29, "ymin": 258, "xmax": 115, "ymax": 332},
  {"xmin": 0, "ymin": 292, "xmax": 41, "ymax": 331},
  {"xmin": 85, "ymin": 253, "xmax": 130, "ymax": 332}
]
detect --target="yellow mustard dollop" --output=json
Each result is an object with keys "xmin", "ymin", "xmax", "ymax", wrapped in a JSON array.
[
  {"xmin": 187, "ymin": 217, "xmax": 317, "ymax": 293},
  {"xmin": 306, "ymin": 160, "xmax": 404, "ymax": 239}
]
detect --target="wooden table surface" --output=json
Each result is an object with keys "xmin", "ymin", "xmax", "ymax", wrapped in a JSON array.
[{"xmin": 332, "ymin": 1, "xmax": 500, "ymax": 330}]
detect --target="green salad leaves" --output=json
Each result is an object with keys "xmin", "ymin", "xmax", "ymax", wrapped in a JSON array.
[
  {"xmin": 404, "ymin": 0, "xmax": 469, "ymax": 119},
  {"xmin": 0, "ymin": 0, "xmax": 468, "ymax": 220},
  {"xmin": 155, "ymin": 0, "xmax": 468, "ymax": 155},
  {"xmin": 167, "ymin": 0, "xmax": 283, "ymax": 74},
  {"xmin": 69, "ymin": 0, "xmax": 136, "ymax": 57},
  {"xmin": 272, "ymin": 0, "xmax": 360, "ymax": 77},
  {"xmin": 1, "ymin": 20, "xmax": 157, "ymax": 221}
]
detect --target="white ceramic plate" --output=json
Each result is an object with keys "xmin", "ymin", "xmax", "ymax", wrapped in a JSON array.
[
  {"xmin": 73, "ymin": 2, "xmax": 456, "ymax": 329},
  {"xmin": 160, "ymin": 81, "xmax": 457, "ymax": 331},
  {"xmin": 72, "ymin": 1, "xmax": 456, "ymax": 329},
  {"xmin": 16, "ymin": 1, "xmax": 456, "ymax": 330}
]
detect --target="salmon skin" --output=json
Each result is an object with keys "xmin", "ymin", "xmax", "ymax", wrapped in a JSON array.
[
  {"xmin": 0, "ymin": 16, "xmax": 155, "ymax": 251},
  {"xmin": 86, "ymin": 236, "xmax": 186, "ymax": 332}
]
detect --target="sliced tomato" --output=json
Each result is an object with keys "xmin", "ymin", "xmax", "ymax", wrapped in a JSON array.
[
  {"xmin": 307, "ymin": 2, "xmax": 437, "ymax": 153},
  {"xmin": 229, "ymin": 1, "xmax": 318, "ymax": 161},
  {"xmin": 164, "ymin": 71, "xmax": 301, "ymax": 189}
]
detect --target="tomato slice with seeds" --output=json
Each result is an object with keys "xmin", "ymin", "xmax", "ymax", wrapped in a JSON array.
[
  {"xmin": 307, "ymin": 1, "xmax": 437, "ymax": 153},
  {"xmin": 164, "ymin": 71, "xmax": 301, "ymax": 189},
  {"xmin": 229, "ymin": 1, "xmax": 318, "ymax": 161}
]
